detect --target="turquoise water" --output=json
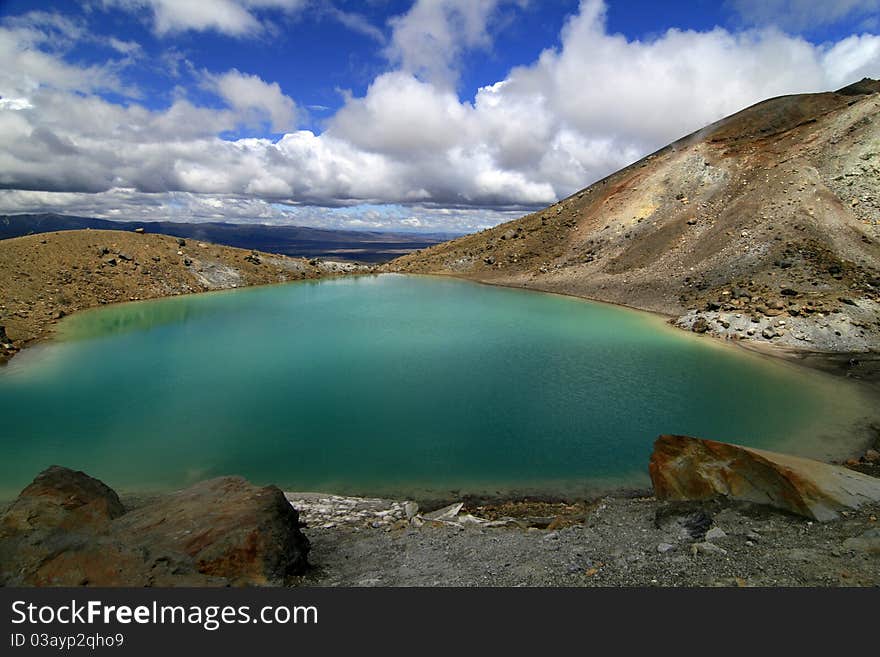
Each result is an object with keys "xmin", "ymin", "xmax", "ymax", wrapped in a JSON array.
[{"xmin": 0, "ymin": 275, "xmax": 871, "ymax": 499}]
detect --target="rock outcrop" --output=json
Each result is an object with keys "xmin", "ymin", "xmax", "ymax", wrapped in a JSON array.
[
  {"xmin": 649, "ymin": 434, "xmax": 880, "ymax": 521},
  {"xmin": 0, "ymin": 467, "xmax": 310, "ymax": 586}
]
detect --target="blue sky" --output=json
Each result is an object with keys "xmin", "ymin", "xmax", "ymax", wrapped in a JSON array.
[{"xmin": 0, "ymin": 0, "xmax": 878, "ymax": 232}]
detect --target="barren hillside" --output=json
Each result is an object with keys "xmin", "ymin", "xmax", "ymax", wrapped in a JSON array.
[
  {"xmin": 390, "ymin": 79, "xmax": 880, "ymax": 356},
  {"xmin": 0, "ymin": 229, "xmax": 365, "ymax": 362}
]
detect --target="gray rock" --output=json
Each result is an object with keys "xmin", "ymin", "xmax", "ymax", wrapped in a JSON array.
[
  {"xmin": 842, "ymin": 528, "xmax": 880, "ymax": 554},
  {"xmin": 691, "ymin": 542, "xmax": 728, "ymax": 556},
  {"xmin": 423, "ymin": 502, "xmax": 464, "ymax": 521},
  {"xmin": 705, "ymin": 527, "xmax": 727, "ymax": 542},
  {"xmin": 657, "ymin": 543, "xmax": 676, "ymax": 553}
]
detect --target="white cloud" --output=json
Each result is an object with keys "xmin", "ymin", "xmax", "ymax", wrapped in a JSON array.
[
  {"xmin": 728, "ymin": 0, "xmax": 880, "ymax": 31},
  {"xmin": 323, "ymin": 6, "xmax": 386, "ymax": 44},
  {"xmin": 0, "ymin": 13, "xmax": 135, "ymax": 99},
  {"xmin": 206, "ymin": 69, "xmax": 298, "ymax": 132},
  {"xmin": 102, "ymin": 0, "xmax": 307, "ymax": 37},
  {"xmin": 385, "ymin": 0, "xmax": 526, "ymax": 87},
  {"xmin": 1, "ymin": 0, "xmax": 880, "ymax": 232},
  {"xmin": 0, "ymin": 188, "xmax": 511, "ymax": 232}
]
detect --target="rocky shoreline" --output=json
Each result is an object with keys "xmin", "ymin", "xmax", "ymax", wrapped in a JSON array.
[
  {"xmin": 3, "ymin": 436, "xmax": 879, "ymax": 587},
  {"xmin": 296, "ymin": 494, "xmax": 880, "ymax": 587}
]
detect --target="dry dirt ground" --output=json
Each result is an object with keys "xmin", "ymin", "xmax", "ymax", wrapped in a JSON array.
[
  {"xmin": 389, "ymin": 80, "xmax": 880, "ymax": 360},
  {"xmin": 0, "ymin": 229, "xmax": 370, "ymax": 362}
]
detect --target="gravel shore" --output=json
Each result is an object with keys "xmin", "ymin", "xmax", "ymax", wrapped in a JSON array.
[{"xmin": 292, "ymin": 495, "xmax": 880, "ymax": 587}]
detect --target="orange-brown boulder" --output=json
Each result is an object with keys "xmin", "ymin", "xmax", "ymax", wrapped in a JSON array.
[
  {"xmin": 649, "ymin": 435, "xmax": 880, "ymax": 521},
  {"xmin": 0, "ymin": 467, "xmax": 309, "ymax": 586},
  {"xmin": 115, "ymin": 476, "xmax": 310, "ymax": 585}
]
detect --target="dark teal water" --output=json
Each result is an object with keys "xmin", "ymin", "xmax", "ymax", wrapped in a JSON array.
[{"xmin": 0, "ymin": 275, "xmax": 870, "ymax": 498}]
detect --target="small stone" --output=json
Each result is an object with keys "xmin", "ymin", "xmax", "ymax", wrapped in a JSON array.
[
  {"xmin": 705, "ymin": 527, "xmax": 727, "ymax": 542},
  {"xmin": 657, "ymin": 543, "xmax": 675, "ymax": 553},
  {"xmin": 692, "ymin": 317, "xmax": 709, "ymax": 334},
  {"xmin": 691, "ymin": 542, "xmax": 728, "ymax": 556},
  {"xmin": 423, "ymin": 502, "xmax": 463, "ymax": 521},
  {"xmin": 842, "ymin": 529, "xmax": 880, "ymax": 554}
]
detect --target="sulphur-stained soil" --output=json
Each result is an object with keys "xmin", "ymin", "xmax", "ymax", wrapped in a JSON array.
[
  {"xmin": 0, "ymin": 229, "xmax": 371, "ymax": 362},
  {"xmin": 389, "ymin": 80, "xmax": 880, "ymax": 359}
]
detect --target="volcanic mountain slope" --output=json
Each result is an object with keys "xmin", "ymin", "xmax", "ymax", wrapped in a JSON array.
[
  {"xmin": 0, "ymin": 229, "xmax": 367, "ymax": 362},
  {"xmin": 391, "ymin": 79, "xmax": 880, "ymax": 354}
]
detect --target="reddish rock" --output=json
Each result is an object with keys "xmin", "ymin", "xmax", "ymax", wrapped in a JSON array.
[
  {"xmin": 649, "ymin": 435, "xmax": 880, "ymax": 521},
  {"xmin": 0, "ymin": 467, "xmax": 310, "ymax": 586},
  {"xmin": 1, "ymin": 465, "xmax": 124, "ymax": 533},
  {"xmin": 116, "ymin": 477, "xmax": 310, "ymax": 585}
]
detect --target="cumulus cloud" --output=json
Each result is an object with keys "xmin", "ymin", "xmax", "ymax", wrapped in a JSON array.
[
  {"xmin": 0, "ymin": 12, "xmax": 136, "ymax": 100},
  {"xmin": 386, "ymin": 0, "xmax": 526, "ymax": 87},
  {"xmin": 206, "ymin": 69, "xmax": 298, "ymax": 132},
  {"xmin": 2, "ymin": 0, "xmax": 880, "ymax": 232}
]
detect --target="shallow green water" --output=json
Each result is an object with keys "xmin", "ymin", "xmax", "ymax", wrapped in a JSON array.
[{"xmin": 0, "ymin": 275, "xmax": 872, "ymax": 498}]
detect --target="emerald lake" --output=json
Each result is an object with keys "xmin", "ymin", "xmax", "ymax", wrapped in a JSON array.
[{"xmin": 0, "ymin": 275, "xmax": 873, "ymax": 499}]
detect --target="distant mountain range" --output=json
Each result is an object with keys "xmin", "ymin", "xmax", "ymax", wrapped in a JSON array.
[{"xmin": 0, "ymin": 214, "xmax": 457, "ymax": 263}]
